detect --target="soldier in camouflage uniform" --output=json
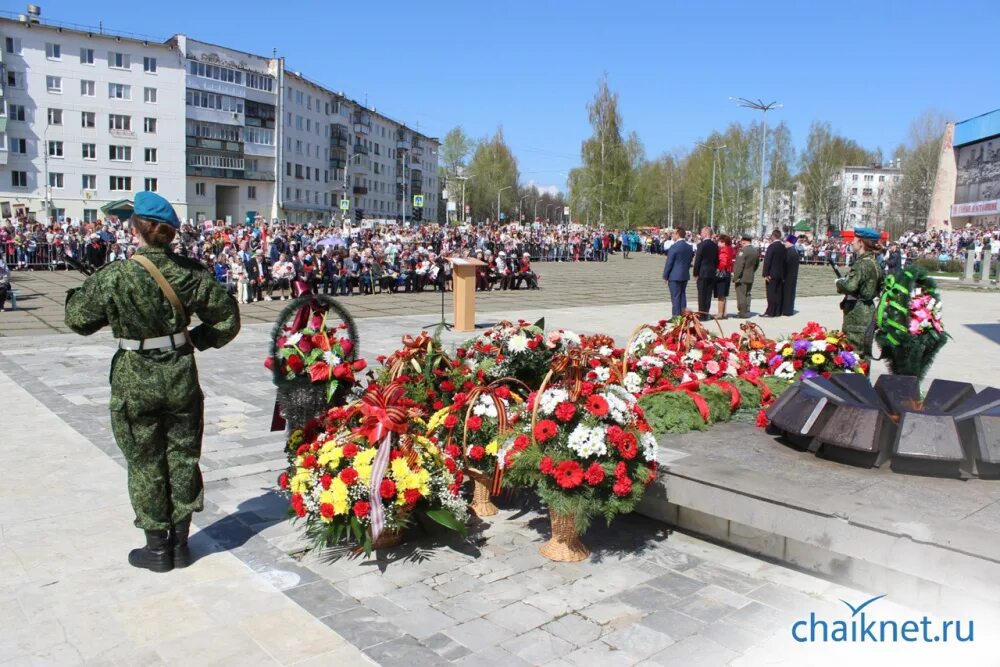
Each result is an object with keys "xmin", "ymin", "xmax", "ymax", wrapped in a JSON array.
[
  {"xmin": 835, "ymin": 227, "xmax": 884, "ymax": 362},
  {"xmin": 65, "ymin": 192, "xmax": 240, "ymax": 573}
]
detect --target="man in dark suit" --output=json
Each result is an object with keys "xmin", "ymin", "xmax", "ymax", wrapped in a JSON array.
[
  {"xmin": 762, "ymin": 229, "xmax": 786, "ymax": 317},
  {"xmin": 663, "ymin": 227, "xmax": 693, "ymax": 318},
  {"xmin": 246, "ymin": 249, "xmax": 270, "ymax": 302},
  {"xmin": 733, "ymin": 233, "xmax": 760, "ymax": 318},
  {"xmin": 692, "ymin": 227, "xmax": 719, "ymax": 321},
  {"xmin": 781, "ymin": 234, "xmax": 801, "ymax": 316}
]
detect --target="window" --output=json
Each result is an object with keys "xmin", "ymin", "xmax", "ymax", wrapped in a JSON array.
[
  {"xmin": 8, "ymin": 104, "xmax": 25, "ymax": 121},
  {"xmin": 11, "ymin": 171, "xmax": 27, "ymax": 187},
  {"xmin": 248, "ymin": 185, "xmax": 257, "ymax": 199},
  {"xmin": 82, "ymin": 143, "xmax": 96, "ymax": 159},
  {"xmin": 47, "ymin": 141, "xmax": 64, "ymax": 157},
  {"xmin": 109, "ymin": 83, "xmax": 131, "ymax": 100},
  {"xmin": 109, "ymin": 176, "xmax": 132, "ymax": 191},
  {"xmin": 83, "ymin": 208, "xmax": 98, "ymax": 223},
  {"xmin": 295, "ymin": 164, "xmax": 303, "ymax": 179},
  {"xmin": 45, "ymin": 43, "xmax": 61, "ymax": 60},
  {"xmin": 878, "ymin": 175, "xmax": 885, "ymax": 182},
  {"xmin": 864, "ymin": 174, "xmax": 874, "ymax": 182},
  {"xmin": 6, "ymin": 71, "xmax": 19, "ymax": 88},
  {"xmin": 286, "ymin": 162, "xmax": 291, "ymax": 176},
  {"xmin": 81, "ymin": 111, "xmax": 96, "ymax": 128},
  {"xmin": 48, "ymin": 108, "xmax": 63, "ymax": 125},
  {"xmin": 242, "ymin": 127, "xmax": 274, "ymax": 145},
  {"xmin": 187, "ymin": 60, "xmax": 242, "ymax": 84},
  {"xmin": 246, "ymin": 73, "xmax": 274, "ymax": 92},
  {"xmin": 108, "ymin": 52, "xmax": 130, "ymax": 69},
  {"xmin": 82, "ymin": 174, "xmax": 97, "ymax": 190},
  {"xmin": 109, "ymin": 145, "xmax": 132, "ymax": 161},
  {"xmin": 144, "ymin": 148, "xmax": 157, "ymax": 163},
  {"xmin": 80, "ymin": 48, "xmax": 94, "ymax": 64},
  {"xmin": 46, "ymin": 76, "xmax": 62, "ymax": 93},
  {"xmin": 850, "ymin": 187, "xmax": 858, "ymax": 195},
  {"xmin": 144, "ymin": 87, "xmax": 157, "ymax": 103},
  {"xmin": 144, "ymin": 178, "xmax": 158, "ymax": 192},
  {"xmin": 109, "ymin": 114, "xmax": 132, "ymax": 131},
  {"xmin": 5, "ymin": 37, "xmax": 21, "ymax": 54},
  {"xmin": 8, "ymin": 137, "xmax": 26, "ymax": 154},
  {"xmin": 48, "ymin": 173, "xmax": 64, "ymax": 188},
  {"xmin": 80, "ymin": 80, "xmax": 95, "ymax": 96},
  {"xmin": 185, "ymin": 90, "xmax": 243, "ymax": 113},
  {"xmin": 143, "ymin": 57, "xmax": 157, "ymax": 73},
  {"xmin": 195, "ymin": 182, "xmax": 206, "ymax": 196},
  {"xmin": 851, "ymin": 174, "xmax": 858, "ymax": 181},
  {"xmin": 144, "ymin": 117, "xmax": 157, "ymax": 133}
]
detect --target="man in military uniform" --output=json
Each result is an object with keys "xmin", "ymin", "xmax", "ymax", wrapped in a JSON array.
[
  {"xmin": 835, "ymin": 227, "xmax": 884, "ymax": 361},
  {"xmin": 732, "ymin": 233, "xmax": 759, "ymax": 318},
  {"xmin": 65, "ymin": 192, "xmax": 241, "ymax": 573}
]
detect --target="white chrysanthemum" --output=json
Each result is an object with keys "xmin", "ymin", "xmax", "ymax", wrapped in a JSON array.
[
  {"xmin": 598, "ymin": 345, "xmax": 613, "ymax": 357},
  {"xmin": 538, "ymin": 388, "xmax": 569, "ymax": 416},
  {"xmin": 630, "ymin": 329, "xmax": 657, "ymax": 354},
  {"xmin": 287, "ymin": 332, "xmax": 303, "ymax": 346},
  {"xmin": 567, "ymin": 424, "xmax": 608, "ymax": 458},
  {"xmin": 685, "ymin": 349, "xmax": 702, "ymax": 363},
  {"xmin": 750, "ymin": 350, "xmax": 768, "ymax": 366},
  {"xmin": 810, "ymin": 340, "xmax": 828, "ymax": 352},
  {"xmin": 638, "ymin": 355, "xmax": 664, "ymax": 368},
  {"xmin": 623, "ymin": 372, "xmax": 643, "ymax": 394},
  {"xmin": 507, "ymin": 334, "xmax": 529, "ymax": 353},
  {"xmin": 323, "ymin": 352, "xmax": 342, "ymax": 366},
  {"xmin": 472, "ymin": 395, "xmax": 499, "ymax": 419},
  {"xmin": 641, "ymin": 432, "xmax": 658, "ymax": 462},
  {"xmin": 652, "ymin": 344, "xmax": 668, "ymax": 356},
  {"xmin": 560, "ymin": 330, "xmax": 581, "ymax": 346},
  {"xmin": 601, "ymin": 391, "xmax": 631, "ymax": 425},
  {"xmin": 593, "ymin": 366, "xmax": 610, "ymax": 383},
  {"xmin": 775, "ymin": 361, "xmax": 796, "ymax": 379}
]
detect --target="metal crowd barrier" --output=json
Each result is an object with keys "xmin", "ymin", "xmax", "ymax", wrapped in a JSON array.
[{"xmin": 2, "ymin": 242, "xmax": 103, "ymax": 271}]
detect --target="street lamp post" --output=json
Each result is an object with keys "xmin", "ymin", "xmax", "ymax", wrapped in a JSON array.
[
  {"xmin": 497, "ymin": 185, "xmax": 512, "ymax": 222},
  {"xmin": 518, "ymin": 194, "xmax": 529, "ymax": 223},
  {"xmin": 697, "ymin": 141, "xmax": 726, "ymax": 232},
  {"xmin": 533, "ymin": 198, "xmax": 542, "ymax": 223},
  {"xmin": 732, "ymin": 97, "xmax": 782, "ymax": 237}
]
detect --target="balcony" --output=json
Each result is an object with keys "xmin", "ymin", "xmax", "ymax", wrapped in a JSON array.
[
  {"xmin": 110, "ymin": 128, "xmax": 136, "ymax": 140},
  {"xmin": 353, "ymin": 143, "xmax": 369, "ymax": 155},
  {"xmin": 353, "ymin": 185, "xmax": 368, "ymax": 195},
  {"xmin": 244, "ymin": 142, "xmax": 275, "ymax": 158},
  {"xmin": 245, "ymin": 170, "xmax": 275, "ymax": 181},
  {"xmin": 396, "ymin": 132, "xmax": 411, "ymax": 150},
  {"xmin": 352, "ymin": 111, "xmax": 371, "ymax": 135},
  {"xmin": 0, "ymin": 149, "xmax": 7, "ymax": 165},
  {"xmin": 351, "ymin": 155, "xmax": 371, "ymax": 174}
]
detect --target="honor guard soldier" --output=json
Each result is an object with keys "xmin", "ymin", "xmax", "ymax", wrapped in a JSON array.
[
  {"xmin": 65, "ymin": 192, "xmax": 241, "ymax": 573},
  {"xmin": 835, "ymin": 227, "xmax": 884, "ymax": 361}
]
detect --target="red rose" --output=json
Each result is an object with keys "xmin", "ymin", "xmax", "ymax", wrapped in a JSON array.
[
  {"xmin": 352, "ymin": 359, "xmax": 368, "ymax": 372},
  {"xmin": 494, "ymin": 386, "xmax": 511, "ymax": 400},
  {"xmin": 456, "ymin": 347, "xmax": 467, "ymax": 359},
  {"xmin": 440, "ymin": 380, "xmax": 455, "ymax": 392},
  {"xmin": 353, "ymin": 501, "xmax": 370, "ymax": 518},
  {"xmin": 380, "ymin": 479, "xmax": 397, "ymax": 499},
  {"xmin": 320, "ymin": 473, "xmax": 333, "ymax": 489},
  {"xmin": 278, "ymin": 472, "xmax": 289, "ymax": 489},
  {"xmin": 333, "ymin": 363, "xmax": 351, "ymax": 380},
  {"xmin": 444, "ymin": 414, "xmax": 459, "ymax": 429},
  {"xmin": 404, "ymin": 488, "xmax": 421, "ymax": 505},
  {"xmin": 342, "ymin": 443, "xmax": 358, "ymax": 458},
  {"xmin": 467, "ymin": 416, "xmax": 483, "ymax": 432},
  {"xmin": 264, "ymin": 357, "xmax": 275, "ymax": 370},
  {"xmin": 513, "ymin": 434, "xmax": 531, "ymax": 451},
  {"xmin": 287, "ymin": 355, "xmax": 305, "ymax": 374},
  {"xmin": 444, "ymin": 443, "xmax": 461, "ymax": 458},
  {"xmin": 553, "ymin": 460, "xmax": 584, "ymax": 489},
  {"xmin": 299, "ymin": 337, "xmax": 314, "ymax": 354},
  {"xmin": 469, "ymin": 445, "xmax": 486, "ymax": 461},
  {"xmin": 613, "ymin": 478, "xmax": 633, "ymax": 497},
  {"xmin": 320, "ymin": 503, "xmax": 335, "ymax": 519},
  {"xmin": 584, "ymin": 463, "xmax": 605, "ymax": 485},
  {"xmin": 585, "ymin": 395, "xmax": 609, "ymax": 418},
  {"xmin": 534, "ymin": 419, "xmax": 559, "ymax": 443},
  {"xmin": 554, "ymin": 402, "xmax": 577, "ymax": 423},
  {"xmin": 539, "ymin": 456, "xmax": 555, "ymax": 474},
  {"xmin": 527, "ymin": 338, "xmax": 539, "ymax": 350},
  {"xmin": 339, "ymin": 468, "xmax": 359, "ymax": 485}
]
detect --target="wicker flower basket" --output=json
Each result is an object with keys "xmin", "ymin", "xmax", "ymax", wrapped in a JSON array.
[
  {"xmin": 370, "ymin": 528, "xmax": 404, "ymax": 551},
  {"xmin": 539, "ymin": 508, "xmax": 590, "ymax": 562},
  {"xmin": 468, "ymin": 468, "xmax": 498, "ymax": 517}
]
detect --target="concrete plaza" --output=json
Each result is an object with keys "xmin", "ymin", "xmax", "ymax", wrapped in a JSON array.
[{"xmin": 2, "ymin": 253, "xmax": 998, "ymax": 666}]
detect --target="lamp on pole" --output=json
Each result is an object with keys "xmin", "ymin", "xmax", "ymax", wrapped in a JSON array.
[
  {"xmin": 450, "ymin": 173, "xmax": 469, "ymax": 225},
  {"xmin": 546, "ymin": 204, "xmax": 556, "ymax": 223},
  {"xmin": 497, "ymin": 185, "xmax": 512, "ymax": 222},
  {"xmin": 732, "ymin": 97, "xmax": 782, "ymax": 237},
  {"xmin": 533, "ymin": 198, "xmax": 542, "ymax": 223},
  {"xmin": 518, "ymin": 194, "xmax": 529, "ymax": 223},
  {"xmin": 697, "ymin": 141, "xmax": 726, "ymax": 232}
]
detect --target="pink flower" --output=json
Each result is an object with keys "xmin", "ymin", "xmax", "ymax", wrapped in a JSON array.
[{"xmin": 705, "ymin": 360, "xmax": 720, "ymax": 376}]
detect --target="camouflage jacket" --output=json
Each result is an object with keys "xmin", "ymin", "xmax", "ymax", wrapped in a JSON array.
[
  {"xmin": 836, "ymin": 251, "xmax": 883, "ymax": 343},
  {"xmin": 65, "ymin": 246, "xmax": 241, "ymax": 350}
]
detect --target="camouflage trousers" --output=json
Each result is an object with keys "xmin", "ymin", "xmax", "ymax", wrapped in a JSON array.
[{"xmin": 109, "ymin": 350, "xmax": 205, "ymax": 531}]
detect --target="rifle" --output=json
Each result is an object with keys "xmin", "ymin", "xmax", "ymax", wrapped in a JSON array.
[
  {"xmin": 62, "ymin": 251, "xmax": 96, "ymax": 276},
  {"xmin": 827, "ymin": 254, "xmax": 843, "ymax": 279}
]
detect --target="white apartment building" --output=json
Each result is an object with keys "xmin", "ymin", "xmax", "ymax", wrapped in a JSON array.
[
  {"xmin": 765, "ymin": 187, "xmax": 802, "ymax": 230},
  {"xmin": 837, "ymin": 163, "xmax": 902, "ymax": 228},
  {"xmin": 0, "ymin": 13, "xmax": 187, "ymax": 222},
  {"xmin": 171, "ymin": 35, "xmax": 279, "ymax": 225},
  {"xmin": 281, "ymin": 72, "xmax": 336, "ymax": 223}
]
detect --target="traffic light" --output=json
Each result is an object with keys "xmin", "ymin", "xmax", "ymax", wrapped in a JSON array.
[
  {"xmin": 355, "ymin": 208, "xmax": 364, "ymax": 223},
  {"xmin": 412, "ymin": 207, "xmax": 423, "ymax": 222}
]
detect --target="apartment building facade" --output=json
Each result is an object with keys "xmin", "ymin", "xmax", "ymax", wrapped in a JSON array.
[
  {"xmin": 0, "ymin": 14, "xmax": 187, "ymax": 222},
  {"xmin": 837, "ymin": 163, "xmax": 902, "ymax": 228}
]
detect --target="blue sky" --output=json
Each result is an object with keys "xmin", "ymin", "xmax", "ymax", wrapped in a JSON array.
[{"xmin": 25, "ymin": 0, "xmax": 1000, "ymax": 192}]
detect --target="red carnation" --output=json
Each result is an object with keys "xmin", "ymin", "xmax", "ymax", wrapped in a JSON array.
[
  {"xmin": 380, "ymin": 479, "xmax": 397, "ymax": 499},
  {"xmin": 301, "ymin": 454, "xmax": 317, "ymax": 469},
  {"xmin": 353, "ymin": 501, "xmax": 370, "ymax": 518},
  {"xmin": 404, "ymin": 488, "xmax": 421, "ymax": 505},
  {"xmin": 513, "ymin": 434, "xmax": 531, "ymax": 451},
  {"xmin": 585, "ymin": 395, "xmax": 609, "ymax": 418},
  {"xmin": 291, "ymin": 493, "xmax": 306, "ymax": 517},
  {"xmin": 287, "ymin": 354, "xmax": 305, "ymax": 374},
  {"xmin": 452, "ymin": 392, "xmax": 468, "ymax": 409},
  {"xmin": 444, "ymin": 414, "xmax": 459, "ymax": 429},
  {"xmin": 320, "ymin": 473, "xmax": 333, "ymax": 489},
  {"xmin": 534, "ymin": 419, "xmax": 559, "ymax": 443},
  {"xmin": 463, "ymin": 381, "xmax": 475, "ymax": 392},
  {"xmin": 539, "ymin": 456, "xmax": 555, "ymax": 475},
  {"xmin": 467, "ymin": 416, "xmax": 483, "ymax": 432},
  {"xmin": 433, "ymin": 400, "xmax": 444, "ymax": 411},
  {"xmin": 554, "ymin": 402, "xmax": 577, "ymax": 423},
  {"xmin": 614, "ymin": 461, "xmax": 628, "ymax": 479},
  {"xmin": 584, "ymin": 463, "xmax": 605, "ymax": 485},
  {"xmin": 494, "ymin": 386, "xmax": 511, "ymax": 400},
  {"xmin": 579, "ymin": 382, "xmax": 595, "ymax": 397},
  {"xmin": 339, "ymin": 467, "xmax": 359, "ymax": 485},
  {"xmin": 296, "ymin": 444, "xmax": 311, "ymax": 456},
  {"xmin": 320, "ymin": 503, "xmax": 335, "ymax": 519},
  {"xmin": 264, "ymin": 356, "xmax": 275, "ymax": 370},
  {"xmin": 618, "ymin": 437, "xmax": 638, "ymax": 461},
  {"xmin": 278, "ymin": 472, "xmax": 289, "ymax": 489},
  {"xmin": 606, "ymin": 425, "xmax": 625, "ymax": 446},
  {"xmin": 352, "ymin": 359, "xmax": 368, "ymax": 372},
  {"xmin": 342, "ymin": 443, "xmax": 358, "ymax": 458},
  {"xmin": 445, "ymin": 457, "xmax": 457, "ymax": 473},
  {"xmin": 444, "ymin": 443, "xmax": 462, "ymax": 459},
  {"xmin": 469, "ymin": 445, "xmax": 486, "ymax": 461},
  {"xmin": 440, "ymin": 380, "xmax": 455, "ymax": 392},
  {"xmin": 456, "ymin": 347, "xmax": 467, "ymax": 359},
  {"xmin": 613, "ymin": 478, "xmax": 633, "ymax": 497},
  {"xmin": 527, "ymin": 338, "xmax": 539, "ymax": 350},
  {"xmin": 553, "ymin": 460, "xmax": 584, "ymax": 489}
]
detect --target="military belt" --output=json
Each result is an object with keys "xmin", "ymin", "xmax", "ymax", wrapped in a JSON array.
[{"xmin": 117, "ymin": 331, "xmax": 190, "ymax": 352}]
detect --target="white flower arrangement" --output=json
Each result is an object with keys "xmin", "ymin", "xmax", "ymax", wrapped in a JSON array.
[
  {"xmin": 567, "ymin": 423, "xmax": 609, "ymax": 458},
  {"xmin": 537, "ymin": 387, "xmax": 569, "ymax": 416}
]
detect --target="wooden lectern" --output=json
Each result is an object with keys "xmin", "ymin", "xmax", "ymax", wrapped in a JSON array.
[{"xmin": 449, "ymin": 258, "xmax": 486, "ymax": 332}]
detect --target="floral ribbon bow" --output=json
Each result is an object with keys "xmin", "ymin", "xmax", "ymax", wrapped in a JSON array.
[
  {"xmin": 353, "ymin": 382, "xmax": 410, "ymax": 445},
  {"xmin": 462, "ymin": 378, "xmax": 529, "ymax": 495},
  {"xmin": 551, "ymin": 348, "xmax": 622, "ymax": 400}
]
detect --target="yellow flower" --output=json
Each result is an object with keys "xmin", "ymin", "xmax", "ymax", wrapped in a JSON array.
[
  {"xmin": 317, "ymin": 444, "xmax": 343, "ymax": 469},
  {"xmin": 485, "ymin": 440, "xmax": 499, "ymax": 456},
  {"xmin": 290, "ymin": 471, "xmax": 312, "ymax": 494},
  {"xmin": 825, "ymin": 336, "xmax": 839, "ymax": 345},
  {"xmin": 782, "ymin": 347, "xmax": 793, "ymax": 357},
  {"xmin": 426, "ymin": 407, "xmax": 451, "ymax": 433},
  {"xmin": 811, "ymin": 353, "xmax": 826, "ymax": 365},
  {"xmin": 331, "ymin": 478, "xmax": 349, "ymax": 515}
]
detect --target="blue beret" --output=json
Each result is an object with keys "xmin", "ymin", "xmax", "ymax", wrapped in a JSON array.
[
  {"xmin": 854, "ymin": 227, "xmax": 880, "ymax": 241},
  {"xmin": 785, "ymin": 235, "xmax": 798, "ymax": 244},
  {"xmin": 133, "ymin": 191, "xmax": 181, "ymax": 229}
]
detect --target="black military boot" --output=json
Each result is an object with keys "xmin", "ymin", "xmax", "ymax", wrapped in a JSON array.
[
  {"xmin": 171, "ymin": 517, "xmax": 192, "ymax": 569},
  {"xmin": 128, "ymin": 530, "xmax": 173, "ymax": 573}
]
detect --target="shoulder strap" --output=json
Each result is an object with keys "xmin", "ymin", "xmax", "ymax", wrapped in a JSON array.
[{"xmin": 132, "ymin": 255, "xmax": 188, "ymax": 326}]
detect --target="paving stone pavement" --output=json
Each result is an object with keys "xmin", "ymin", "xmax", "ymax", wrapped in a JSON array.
[{"xmin": 3, "ymin": 257, "xmax": 998, "ymax": 665}]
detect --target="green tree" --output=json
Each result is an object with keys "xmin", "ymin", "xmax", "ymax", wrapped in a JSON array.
[
  {"xmin": 440, "ymin": 126, "xmax": 474, "ymax": 177},
  {"xmin": 799, "ymin": 121, "xmax": 871, "ymax": 234},
  {"xmin": 887, "ymin": 110, "xmax": 947, "ymax": 237},
  {"xmin": 466, "ymin": 127, "xmax": 519, "ymax": 221}
]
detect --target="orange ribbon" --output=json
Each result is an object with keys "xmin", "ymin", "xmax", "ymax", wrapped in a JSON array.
[{"xmin": 352, "ymin": 382, "xmax": 410, "ymax": 445}]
